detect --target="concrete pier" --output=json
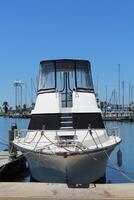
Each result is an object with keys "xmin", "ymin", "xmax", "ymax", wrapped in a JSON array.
[{"xmin": 0, "ymin": 183, "xmax": 134, "ymax": 200}]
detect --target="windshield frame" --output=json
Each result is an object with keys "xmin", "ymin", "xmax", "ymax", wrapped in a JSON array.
[{"xmin": 38, "ymin": 60, "xmax": 94, "ymax": 93}]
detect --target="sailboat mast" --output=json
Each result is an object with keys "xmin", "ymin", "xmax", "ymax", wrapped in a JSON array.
[{"xmin": 118, "ymin": 64, "xmax": 120, "ymax": 111}]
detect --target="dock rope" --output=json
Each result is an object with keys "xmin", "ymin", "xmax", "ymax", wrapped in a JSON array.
[
  {"xmin": 85, "ymin": 128, "xmax": 134, "ymax": 183},
  {"xmin": 39, "ymin": 129, "xmax": 134, "ymax": 182},
  {"xmin": 38, "ymin": 129, "xmax": 134, "ymax": 183},
  {"xmin": 1, "ymin": 129, "xmax": 134, "ymax": 183}
]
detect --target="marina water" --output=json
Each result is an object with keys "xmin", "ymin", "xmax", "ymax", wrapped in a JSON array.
[
  {"xmin": 0, "ymin": 116, "xmax": 134, "ymax": 183},
  {"xmin": 105, "ymin": 120, "xmax": 134, "ymax": 183}
]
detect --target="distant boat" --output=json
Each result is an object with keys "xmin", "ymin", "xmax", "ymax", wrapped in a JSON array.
[{"xmin": 13, "ymin": 59, "xmax": 121, "ymax": 186}]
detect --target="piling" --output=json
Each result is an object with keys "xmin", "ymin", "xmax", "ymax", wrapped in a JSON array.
[{"xmin": 8, "ymin": 123, "xmax": 17, "ymax": 159}]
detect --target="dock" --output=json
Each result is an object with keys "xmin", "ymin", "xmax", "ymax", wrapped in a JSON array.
[
  {"xmin": 102, "ymin": 111, "xmax": 134, "ymax": 121},
  {"xmin": 0, "ymin": 150, "xmax": 21, "ymax": 167},
  {"xmin": 0, "ymin": 150, "xmax": 27, "ymax": 181},
  {"xmin": 0, "ymin": 182, "xmax": 134, "ymax": 199}
]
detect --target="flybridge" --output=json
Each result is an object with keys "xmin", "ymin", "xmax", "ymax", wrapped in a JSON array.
[{"xmin": 38, "ymin": 59, "xmax": 94, "ymax": 93}]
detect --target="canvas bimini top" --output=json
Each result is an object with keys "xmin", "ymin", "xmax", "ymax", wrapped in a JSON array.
[{"xmin": 38, "ymin": 59, "xmax": 94, "ymax": 93}]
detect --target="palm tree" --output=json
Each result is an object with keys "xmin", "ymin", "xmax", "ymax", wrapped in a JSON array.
[{"xmin": 2, "ymin": 101, "xmax": 9, "ymax": 114}]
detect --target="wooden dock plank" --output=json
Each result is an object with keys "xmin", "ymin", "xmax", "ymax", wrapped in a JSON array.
[
  {"xmin": 0, "ymin": 183, "xmax": 134, "ymax": 200},
  {"xmin": 0, "ymin": 151, "xmax": 10, "ymax": 167},
  {"xmin": 0, "ymin": 151, "xmax": 22, "ymax": 167},
  {"xmin": 0, "ymin": 151, "xmax": 27, "ymax": 181}
]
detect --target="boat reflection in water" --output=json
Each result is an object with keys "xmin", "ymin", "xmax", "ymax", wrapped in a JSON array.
[{"xmin": 13, "ymin": 59, "xmax": 121, "ymax": 186}]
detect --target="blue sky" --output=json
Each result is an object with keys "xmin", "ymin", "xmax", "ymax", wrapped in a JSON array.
[{"xmin": 0, "ymin": 0, "xmax": 134, "ymax": 107}]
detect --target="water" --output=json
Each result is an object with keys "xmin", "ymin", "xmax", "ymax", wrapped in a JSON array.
[
  {"xmin": 106, "ymin": 121, "xmax": 134, "ymax": 183},
  {"xmin": 0, "ymin": 117, "xmax": 29, "ymax": 150},
  {"xmin": 0, "ymin": 117, "xmax": 134, "ymax": 183}
]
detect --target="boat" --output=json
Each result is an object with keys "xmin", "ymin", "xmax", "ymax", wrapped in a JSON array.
[{"xmin": 13, "ymin": 59, "xmax": 121, "ymax": 185}]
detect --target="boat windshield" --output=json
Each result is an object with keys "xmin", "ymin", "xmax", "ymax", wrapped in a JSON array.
[
  {"xmin": 38, "ymin": 60, "xmax": 94, "ymax": 92},
  {"xmin": 76, "ymin": 61, "xmax": 93, "ymax": 90},
  {"xmin": 38, "ymin": 62, "xmax": 55, "ymax": 90}
]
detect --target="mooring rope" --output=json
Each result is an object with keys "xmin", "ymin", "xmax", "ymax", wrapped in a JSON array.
[
  {"xmin": 39, "ymin": 129, "xmax": 134, "ymax": 182},
  {"xmin": 1, "ymin": 128, "xmax": 133, "ymax": 183},
  {"xmin": 89, "ymin": 128, "xmax": 134, "ymax": 183}
]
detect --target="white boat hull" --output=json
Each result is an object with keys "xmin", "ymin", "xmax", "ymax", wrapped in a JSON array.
[{"xmin": 23, "ymin": 146, "xmax": 115, "ymax": 184}]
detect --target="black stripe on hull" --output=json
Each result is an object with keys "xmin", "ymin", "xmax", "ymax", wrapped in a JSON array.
[{"xmin": 28, "ymin": 113, "xmax": 104, "ymax": 130}]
